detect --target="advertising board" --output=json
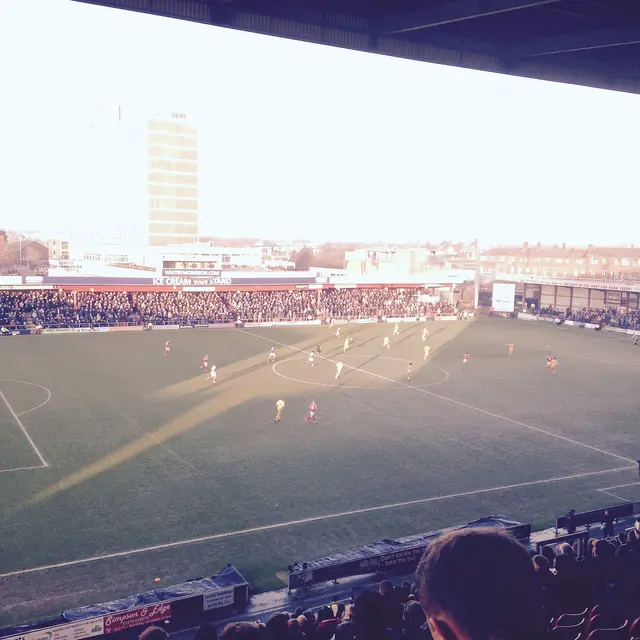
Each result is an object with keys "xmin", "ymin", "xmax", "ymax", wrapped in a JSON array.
[
  {"xmin": 3, "ymin": 618, "xmax": 104, "ymax": 640},
  {"xmin": 103, "ymin": 603, "xmax": 171, "ymax": 634},
  {"xmin": 202, "ymin": 588, "xmax": 235, "ymax": 611},
  {"xmin": 492, "ymin": 282, "xmax": 516, "ymax": 313}
]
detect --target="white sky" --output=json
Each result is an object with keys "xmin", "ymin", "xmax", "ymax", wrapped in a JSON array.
[{"xmin": 0, "ymin": 0, "xmax": 638, "ymax": 246}]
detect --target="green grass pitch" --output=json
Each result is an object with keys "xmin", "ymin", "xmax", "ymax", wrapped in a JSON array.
[{"xmin": 1, "ymin": 319, "xmax": 639, "ymax": 625}]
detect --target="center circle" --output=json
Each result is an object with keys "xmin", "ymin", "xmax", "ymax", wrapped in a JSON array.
[{"xmin": 272, "ymin": 354, "xmax": 449, "ymax": 390}]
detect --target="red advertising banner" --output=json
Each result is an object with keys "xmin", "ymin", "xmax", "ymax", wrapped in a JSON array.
[{"xmin": 104, "ymin": 603, "xmax": 171, "ymax": 634}]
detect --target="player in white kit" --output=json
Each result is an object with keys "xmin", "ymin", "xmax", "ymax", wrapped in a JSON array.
[
  {"xmin": 393, "ymin": 324, "xmax": 399, "ymax": 336},
  {"xmin": 422, "ymin": 328, "xmax": 428, "ymax": 342},
  {"xmin": 335, "ymin": 327, "xmax": 341, "ymax": 338},
  {"xmin": 424, "ymin": 345, "xmax": 431, "ymax": 359},
  {"xmin": 383, "ymin": 336, "xmax": 391, "ymax": 349},
  {"xmin": 308, "ymin": 351, "xmax": 315, "ymax": 366},
  {"xmin": 335, "ymin": 361, "xmax": 344, "ymax": 379},
  {"xmin": 343, "ymin": 337, "xmax": 351, "ymax": 353},
  {"xmin": 268, "ymin": 346, "xmax": 276, "ymax": 362},
  {"xmin": 208, "ymin": 365, "xmax": 217, "ymax": 383}
]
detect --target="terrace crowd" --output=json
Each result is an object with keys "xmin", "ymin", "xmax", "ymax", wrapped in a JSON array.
[
  {"xmin": 0, "ymin": 290, "xmax": 457, "ymax": 328},
  {"xmin": 537, "ymin": 306, "xmax": 640, "ymax": 330},
  {"xmin": 143, "ymin": 524, "xmax": 640, "ymax": 640}
]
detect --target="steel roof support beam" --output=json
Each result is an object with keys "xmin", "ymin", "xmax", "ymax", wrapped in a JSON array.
[
  {"xmin": 384, "ymin": 0, "xmax": 564, "ymax": 34},
  {"xmin": 513, "ymin": 28, "xmax": 640, "ymax": 57}
]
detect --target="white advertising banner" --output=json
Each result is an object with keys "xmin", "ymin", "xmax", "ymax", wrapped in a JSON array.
[{"xmin": 492, "ymin": 283, "xmax": 516, "ymax": 313}]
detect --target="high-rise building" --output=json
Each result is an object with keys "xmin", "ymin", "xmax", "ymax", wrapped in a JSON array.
[{"xmin": 147, "ymin": 112, "xmax": 198, "ymax": 246}]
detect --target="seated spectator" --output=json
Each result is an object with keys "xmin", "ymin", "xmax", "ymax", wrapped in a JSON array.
[
  {"xmin": 379, "ymin": 579, "xmax": 403, "ymax": 630},
  {"xmin": 219, "ymin": 622, "xmax": 263, "ymax": 640},
  {"xmin": 401, "ymin": 601, "xmax": 432, "ymax": 640},
  {"xmin": 195, "ymin": 623, "xmax": 218, "ymax": 640},
  {"xmin": 139, "ymin": 627, "xmax": 169, "ymax": 640},
  {"xmin": 416, "ymin": 527, "xmax": 546, "ymax": 640}
]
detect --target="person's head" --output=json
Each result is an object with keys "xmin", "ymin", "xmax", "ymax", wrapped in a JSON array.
[
  {"xmin": 379, "ymin": 579, "xmax": 394, "ymax": 597},
  {"xmin": 416, "ymin": 528, "xmax": 545, "ymax": 640},
  {"xmin": 403, "ymin": 601, "xmax": 427, "ymax": 630},
  {"xmin": 353, "ymin": 591, "xmax": 386, "ymax": 632},
  {"xmin": 265, "ymin": 613, "xmax": 289, "ymax": 640},
  {"xmin": 532, "ymin": 555, "xmax": 550, "ymax": 573},
  {"xmin": 219, "ymin": 622, "xmax": 263, "ymax": 640},
  {"xmin": 139, "ymin": 627, "xmax": 168, "ymax": 640},
  {"xmin": 194, "ymin": 624, "xmax": 218, "ymax": 640}
]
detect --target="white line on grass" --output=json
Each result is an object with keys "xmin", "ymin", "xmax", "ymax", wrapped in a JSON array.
[
  {"xmin": 598, "ymin": 489, "xmax": 629, "ymax": 502},
  {"xmin": 0, "ymin": 465, "xmax": 46, "ymax": 474},
  {"xmin": 239, "ymin": 329, "xmax": 637, "ymax": 466},
  {"xmin": 0, "ymin": 464, "xmax": 633, "ymax": 580},
  {"xmin": 0, "ymin": 388, "xmax": 48, "ymax": 468}
]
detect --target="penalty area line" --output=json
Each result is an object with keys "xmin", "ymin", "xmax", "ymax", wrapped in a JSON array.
[
  {"xmin": 0, "ymin": 388, "xmax": 48, "ymax": 468},
  {"xmin": 0, "ymin": 464, "xmax": 633, "ymax": 580}
]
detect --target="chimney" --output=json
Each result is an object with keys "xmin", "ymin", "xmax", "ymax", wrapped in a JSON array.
[
  {"xmin": 536, "ymin": 242, "xmax": 541, "ymax": 250},
  {"xmin": 523, "ymin": 242, "xmax": 529, "ymax": 249},
  {"xmin": 588, "ymin": 244, "xmax": 594, "ymax": 252},
  {"xmin": 562, "ymin": 242, "xmax": 566, "ymax": 250}
]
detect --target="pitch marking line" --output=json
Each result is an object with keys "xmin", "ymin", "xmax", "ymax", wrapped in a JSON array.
[
  {"xmin": 240, "ymin": 330, "xmax": 637, "ymax": 466},
  {"xmin": 597, "ymin": 481, "xmax": 640, "ymax": 502},
  {"xmin": 0, "ymin": 464, "xmax": 633, "ymax": 580},
  {"xmin": 272, "ymin": 354, "xmax": 449, "ymax": 390},
  {"xmin": 0, "ymin": 465, "xmax": 46, "ymax": 474},
  {"xmin": 0, "ymin": 387, "xmax": 48, "ymax": 468}
]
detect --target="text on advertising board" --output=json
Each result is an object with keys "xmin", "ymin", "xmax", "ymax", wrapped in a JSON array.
[
  {"xmin": 153, "ymin": 277, "xmax": 232, "ymax": 287},
  {"xmin": 203, "ymin": 587, "xmax": 235, "ymax": 611},
  {"xmin": 104, "ymin": 603, "xmax": 171, "ymax": 634},
  {"xmin": 162, "ymin": 269, "xmax": 221, "ymax": 277},
  {"xmin": 5, "ymin": 618, "xmax": 104, "ymax": 640}
]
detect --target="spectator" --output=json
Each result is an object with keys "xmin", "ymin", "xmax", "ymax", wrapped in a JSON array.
[
  {"xmin": 195, "ymin": 623, "xmax": 219, "ymax": 640},
  {"xmin": 378, "ymin": 579, "xmax": 403, "ymax": 629},
  {"xmin": 401, "ymin": 601, "xmax": 432, "ymax": 640},
  {"xmin": 416, "ymin": 528, "xmax": 546, "ymax": 640},
  {"xmin": 139, "ymin": 627, "xmax": 169, "ymax": 640},
  {"xmin": 219, "ymin": 622, "xmax": 263, "ymax": 640}
]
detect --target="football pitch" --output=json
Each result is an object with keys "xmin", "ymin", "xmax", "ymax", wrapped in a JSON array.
[{"xmin": 1, "ymin": 319, "xmax": 640, "ymax": 626}]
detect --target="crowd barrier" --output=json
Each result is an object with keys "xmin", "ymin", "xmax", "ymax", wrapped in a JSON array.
[
  {"xmin": 287, "ymin": 515, "xmax": 531, "ymax": 592},
  {"xmin": 554, "ymin": 502, "xmax": 636, "ymax": 536},
  {"xmin": 0, "ymin": 565, "xmax": 249, "ymax": 640},
  {"xmin": 2, "ymin": 315, "xmax": 462, "ymax": 337}
]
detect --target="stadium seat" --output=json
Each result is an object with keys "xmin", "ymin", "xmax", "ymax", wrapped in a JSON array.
[
  {"xmin": 584, "ymin": 621, "xmax": 628, "ymax": 640},
  {"xmin": 555, "ymin": 613, "xmax": 588, "ymax": 629},
  {"xmin": 551, "ymin": 622, "xmax": 584, "ymax": 639}
]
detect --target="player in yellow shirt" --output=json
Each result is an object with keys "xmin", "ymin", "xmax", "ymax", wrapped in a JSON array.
[{"xmin": 275, "ymin": 397, "xmax": 285, "ymax": 423}]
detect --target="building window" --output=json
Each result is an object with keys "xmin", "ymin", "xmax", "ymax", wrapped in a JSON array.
[
  {"xmin": 591, "ymin": 270, "xmax": 596, "ymax": 278},
  {"xmin": 590, "ymin": 257, "xmax": 598, "ymax": 265},
  {"xmin": 575, "ymin": 259, "xmax": 583, "ymax": 265},
  {"xmin": 544, "ymin": 257, "xmax": 551, "ymax": 263},
  {"xmin": 525, "ymin": 267, "xmax": 530, "ymax": 273},
  {"xmin": 509, "ymin": 256, "xmax": 515, "ymax": 263},
  {"xmin": 520, "ymin": 257, "xmax": 527, "ymax": 262},
  {"xmin": 614, "ymin": 258, "xmax": 620, "ymax": 265},
  {"xmin": 556, "ymin": 258, "xmax": 563, "ymax": 264},
  {"xmin": 633, "ymin": 259, "xmax": 638, "ymax": 267},
  {"xmin": 602, "ymin": 258, "xmax": 608, "ymax": 265},
  {"xmin": 499, "ymin": 256, "xmax": 505, "ymax": 262},
  {"xmin": 543, "ymin": 268, "xmax": 549, "ymax": 276},
  {"xmin": 622, "ymin": 258, "xmax": 629, "ymax": 265}
]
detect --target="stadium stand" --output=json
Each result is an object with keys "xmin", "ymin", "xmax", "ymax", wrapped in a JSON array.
[{"xmin": 0, "ymin": 289, "xmax": 458, "ymax": 330}]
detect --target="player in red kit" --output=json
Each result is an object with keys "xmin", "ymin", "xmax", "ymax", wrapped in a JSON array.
[
  {"xmin": 305, "ymin": 401, "xmax": 318, "ymax": 424},
  {"xmin": 201, "ymin": 353, "xmax": 209, "ymax": 371},
  {"xmin": 164, "ymin": 341, "xmax": 170, "ymax": 356},
  {"xmin": 545, "ymin": 354, "xmax": 552, "ymax": 371},
  {"xmin": 462, "ymin": 352, "xmax": 469, "ymax": 366}
]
